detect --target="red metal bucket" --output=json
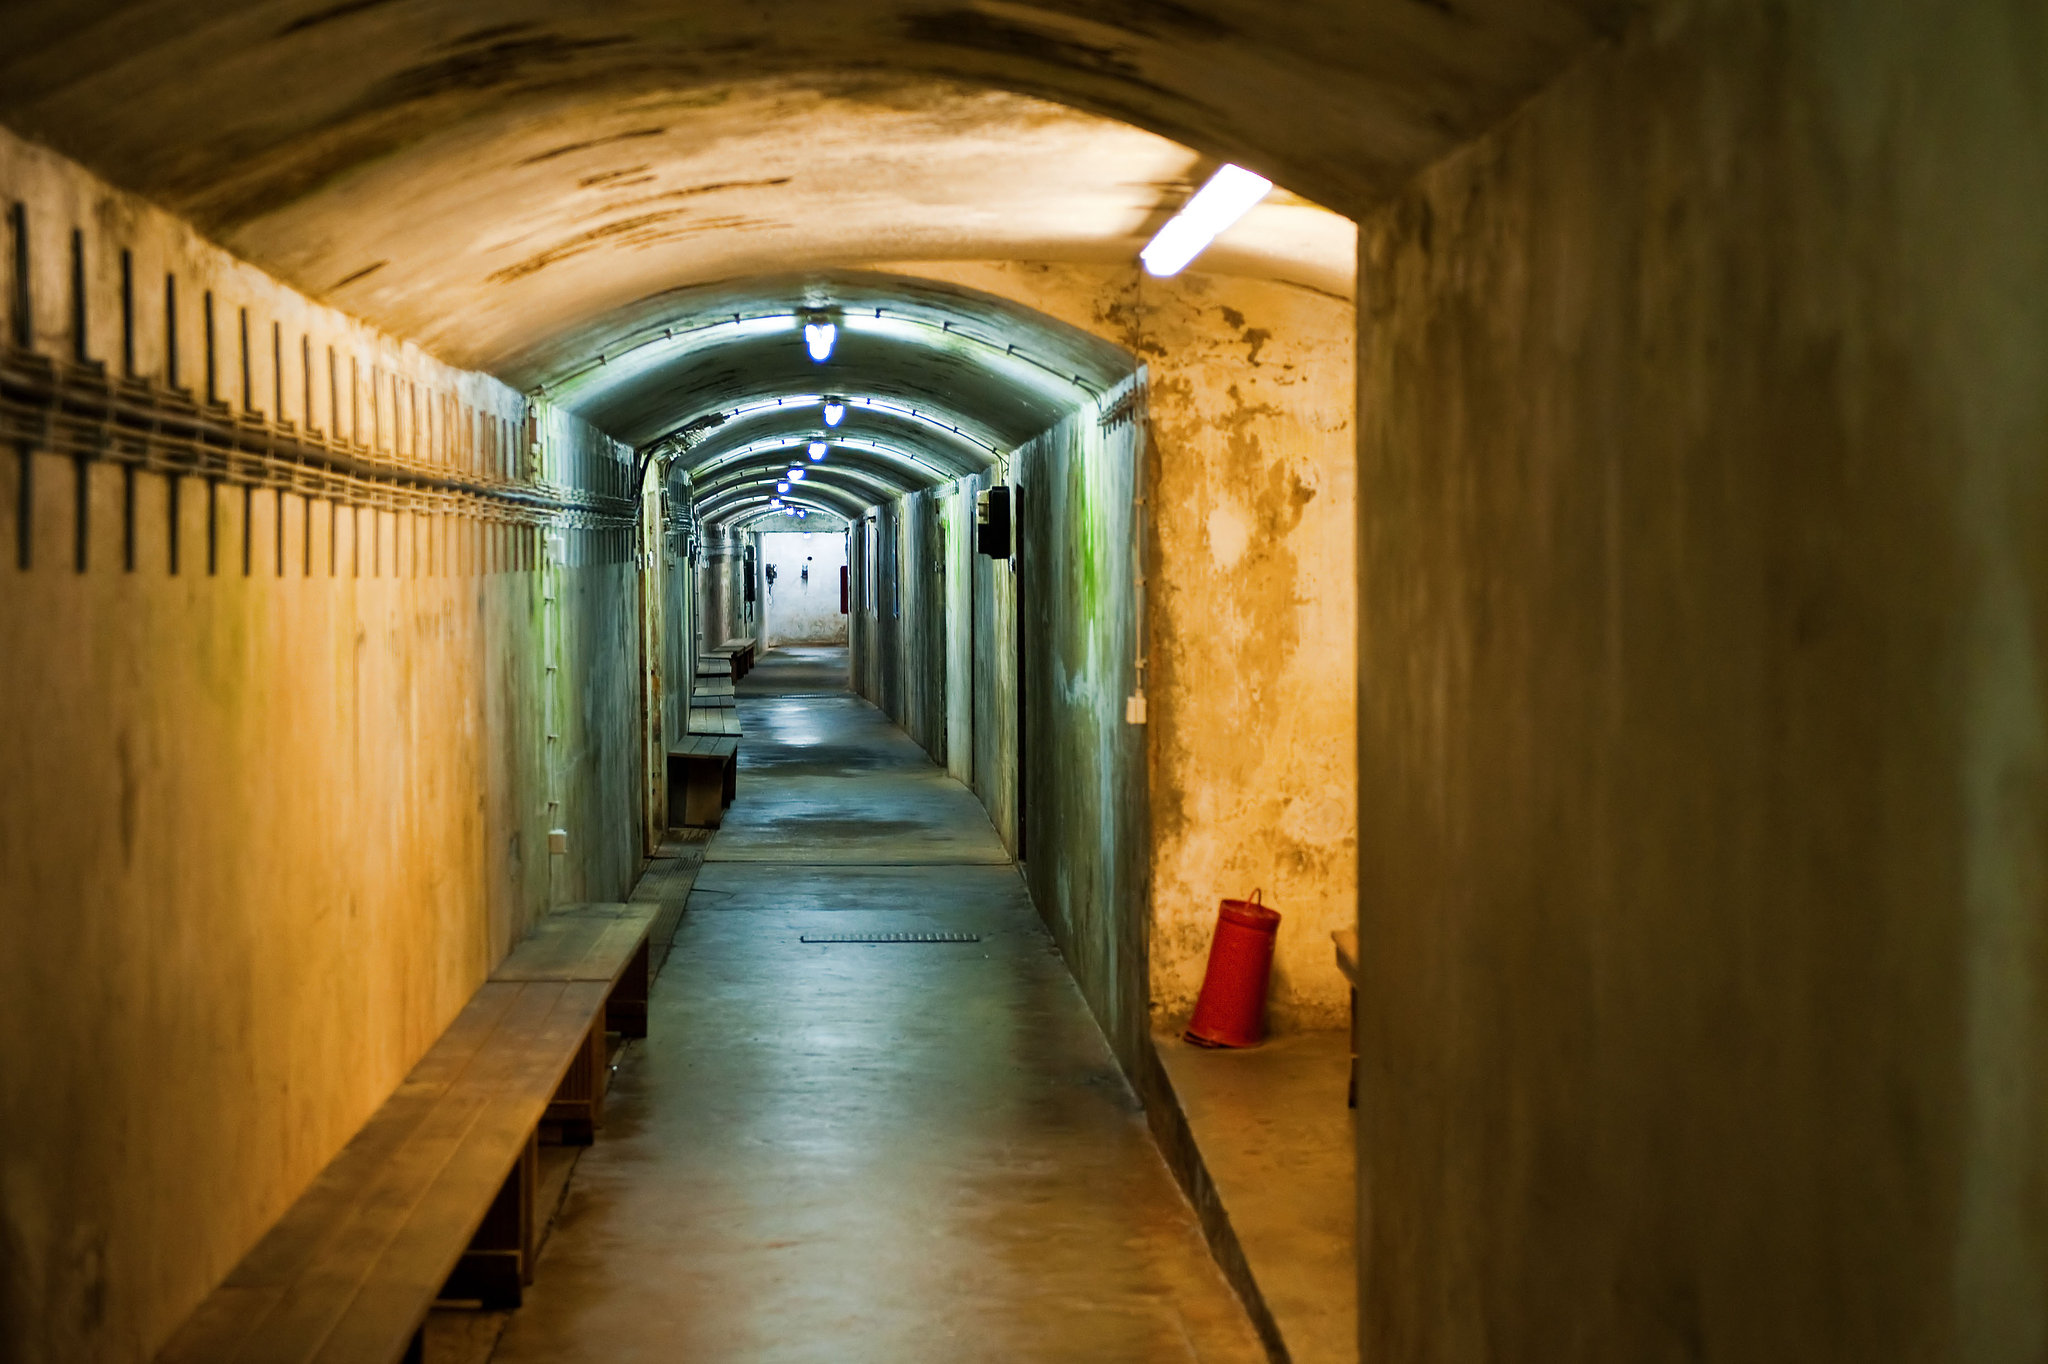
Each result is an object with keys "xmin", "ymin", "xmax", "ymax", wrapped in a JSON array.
[{"xmin": 1184, "ymin": 889, "xmax": 1281, "ymax": 1048}]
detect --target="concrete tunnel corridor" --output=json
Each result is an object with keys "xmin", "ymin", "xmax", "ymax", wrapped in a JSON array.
[
  {"xmin": 460, "ymin": 645, "xmax": 1265, "ymax": 1364},
  {"xmin": 6, "ymin": 3, "xmax": 2048, "ymax": 1362}
]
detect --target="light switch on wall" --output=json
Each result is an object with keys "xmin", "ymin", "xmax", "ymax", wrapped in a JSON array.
[{"xmin": 547, "ymin": 829, "xmax": 569, "ymax": 855}]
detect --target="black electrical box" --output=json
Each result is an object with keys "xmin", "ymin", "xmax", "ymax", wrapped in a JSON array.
[
  {"xmin": 742, "ymin": 548, "xmax": 757, "ymax": 603},
  {"xmin": 976, "ymin": 486, "xmax": 1012, "ymax": 558}
]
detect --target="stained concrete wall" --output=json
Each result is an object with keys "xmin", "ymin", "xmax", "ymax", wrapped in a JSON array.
[
  {"xmin": 1354, "ymin": 3, "xmax": 2048, "ymax": 1358},
  {"xmin": 761, "ymin": 531, "xmax": 848, "ymax": 648},
  {"xmin": 656, "ymin": 476, "xmax": 693, "ymax": 819},
  {"xmin": 880, "ymin": 262, "xmax": 1359, "ymax": 1034},
  {"xmin": 852, "ymin": 475, "xmax": 1019, "ymax": 841},
  {"xmin": 852, "ymin": 378, "xmax": 1151, "ymax": 1067},
  {"xmin": 0, "ymin": 130, "xmax": 651, "ymax": 1363},
  {"xmin": 1014, "ymin": 377, "xmax": 1152, "ymax": 1065}
]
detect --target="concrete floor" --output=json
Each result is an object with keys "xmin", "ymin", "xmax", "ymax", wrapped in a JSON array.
[
  {"xmin": 1156, "ymin": 1031, "xmax": 1358, "ymax": 1363},
  {"xmin": 736, "ymin": 643, "xmax": 850, "ymax": 697},
  {"xmin": 484, "ymin": 646, "xmax": 1265, "ymax": 1362}
]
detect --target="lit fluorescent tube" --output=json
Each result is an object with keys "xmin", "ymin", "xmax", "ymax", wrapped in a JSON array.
[
  {"xmin": 1140, "ymin": 164, "xmax": 1272, "ymax": 277},
  {"xmin": 804, "ymin": 322, "xmax": 836, "ymax": 362}
]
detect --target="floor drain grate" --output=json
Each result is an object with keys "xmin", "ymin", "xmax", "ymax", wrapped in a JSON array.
[{"xmin": 800, "ymin": 931, "xmax": 982, "ymax": 944}]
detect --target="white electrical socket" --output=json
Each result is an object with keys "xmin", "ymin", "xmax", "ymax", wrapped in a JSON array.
[
  {"xmin": 547, "ymin": 829, "xmax": 569, "ymax": 855},
  {"xmin": 1125, "ymin": 693, "xmax": 1148, "ymax": 725}
]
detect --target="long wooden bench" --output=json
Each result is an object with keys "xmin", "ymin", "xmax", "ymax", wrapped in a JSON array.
[
  {"xmin": 493, "ymin": 902, "xmax": 657, "ymax": 1143},
  {"xmin": 667, "ymin": 734, "xmax": 740, "ymax": 827},
  {"xmin": 695, "ymin": 677, "xmax": 735, "ymax": 700},
  {"xmin": 688, "ymin": 704, "xmax": 742, "ymax": 739},
  {"xmin": 721, "ymin": 637, "xmax": 756, "ymax": 678},
  {"xmin": 157, "ymin": 905, "xmax": 656, "ymax": 1364}
]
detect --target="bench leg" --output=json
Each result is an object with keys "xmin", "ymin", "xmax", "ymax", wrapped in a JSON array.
[
  {"xmin": 545, "ymin": 1020, "xmax": 606, "ymax": 1145},
  {"xmin": 682, "ymin": 764, "xmax": 723, "ymax": 828},
  {"xmin": 404, "ymin": 1326, "xmax": 425, "ymax": 1364},
  {"xmin": 722, "ymin": 753, "xmax": 737, "ymax": 807},
  {"xmin": 606, "ymin": 936, "xmax": 651, "ymax": 1040},
  {"xmin": 442, "ymin": 1130, "xmax": 536, "ymax": 1308}
]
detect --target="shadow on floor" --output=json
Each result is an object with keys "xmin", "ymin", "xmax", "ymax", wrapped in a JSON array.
[{"xmin": 1154, "ymin": 1030, "xmax": 1359, "ymax": 1363}]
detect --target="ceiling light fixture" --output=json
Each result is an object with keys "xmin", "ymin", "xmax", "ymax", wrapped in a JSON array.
[
  {"xmin": 808, "ymin": 441, "xmax": 827, "ymax": 460},
  {"xmin": 788, "ymin": 467, "xmax": 806, "ymax": 481},
  {"xmin": 778, "ymin": 480, "xmax": 791, "ymax": 493},
  {"xmin": 1140, "ymin": 164, "xmax": 1272, "ymax": 278},
  {"xmin": 823, "ymin": 400, "xmax": 845, "ymax": 427},
  {"xmin": 804, "ymin": 321, "xmax": 836, "ymax": 362}
]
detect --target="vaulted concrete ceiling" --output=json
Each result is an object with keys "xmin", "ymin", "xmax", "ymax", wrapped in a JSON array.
[
  {"xmin": 0, "ymin": 0, "xmax": 1624, "ymax": 522},
  {"xmin": 554, "ymin": 272, "xmax": 1134, "ymax": 446},
  {"xmin": 0, "ymin": 1, "xmax": 1629, "ymax": 231},
  {"xmin": 618, "ymin": 271, "xmax": 1134, "ymax": 528}
]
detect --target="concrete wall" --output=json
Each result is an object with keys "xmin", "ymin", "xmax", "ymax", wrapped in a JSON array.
[
  {"xmin": 696, "ymin": 529, "xmax": 759, "ymax": 651},
  {"xmin": 761, "ymin": 530, "xmax": 848, "ymax": 648},
  {"xmin": 1130, "ymin": 277, "xmax": 1358, "ymax": 1034},
  {"xmin": 1354, "ymin": 2, "xmax": 2048, "ymax": 1358},
  {"xmin": 1014, "ymin": 377, "xmax": 1152, "ymax": 1066},
  {"xmin": 0, "ymin": 129, "xmax": 651, "ymax": 1363},
  {"xmin": 656, "ymin": 473, "xmax": 693, "ymax": 822},
  {"xmin": 882, "ymin": 262, "xmax": 1360, "ymax": 1034},
  {"xmin": 852, "ymin": 378, "xmax": 1151, "ymax": 1068}
]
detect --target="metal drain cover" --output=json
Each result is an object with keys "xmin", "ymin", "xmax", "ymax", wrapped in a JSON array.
[{"xmin": 800, "ymin": 931, "xmax": 981, "ymax": 944}]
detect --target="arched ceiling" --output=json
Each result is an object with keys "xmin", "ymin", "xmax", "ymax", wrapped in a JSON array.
[
  {"xmin": 729, "ymin": 504, "xmax": 848, "ymax": 534},
  {"xmin": 680, "ymin": 401, "xmax": 996, "ymax": 484},
  {"xmin": 636, "ymin": 272, "xmax": 1135, "ymax": 528},
  {"xmin": 0, "ymin": 2, "xmax": 1628, "ymax": 236},
  {"xmin": 555, "ymin": 272, "xmax": 1134, "ymax": 447},
  {"xmin": 0, "ymin": 0, "xmax": 1624, "ymax": 527}
]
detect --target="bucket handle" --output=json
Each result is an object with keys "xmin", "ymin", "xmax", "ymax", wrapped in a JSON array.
[{"xmin": 1246, "ymin": 888, "xmax": 1262, "ymax": 905}]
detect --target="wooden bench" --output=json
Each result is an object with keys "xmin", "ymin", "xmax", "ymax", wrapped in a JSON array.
[
  {"xmin": 688, "ymin": 705, "xmax": 742, "ymax": 738},
  {"xmin": 492, "ymin": 902, "xmax": 658, "ymax": 1143},
  {"xmin": 694, "ymin": 677, "xmax": 735, "ymax": 699},
  {"xmin": 667, "ymin": 734, "xmax": 739, "ymax": 827},
  {"xmin": 721, "ymin": 637, "xmax": 756, "ymax": 677},
  {"xmin": 1333, "ymin": 929, "xmax": 1359, "ymax": 1108},
  {"xmin": 156, "ymin": 905, "xmax": 656, "ymax": 1364}
]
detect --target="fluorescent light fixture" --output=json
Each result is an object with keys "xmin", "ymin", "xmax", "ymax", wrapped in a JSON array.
[
  {"xmin": 808, "ymin": 441, "xmax": 827, "ymax": 460},
  {"xmin": 777, "ymin": 480, "xmax": 791, "ymax": 492},
  {"xmin": 823, "ymin": 401, "xmax": 845, "ymax": 427},
  {"xmin": 804, "ymin": 322, "xmax": 836, "ymax": 362},
  {"xmin": 1140, "ymin": 164, "xmax": 1272, "ymax": 277},
  {"xmin": 771, "ymin": 497, "xmax": 783, "ymax": 506},
  {"xmin": 788, "ymin": 467, "xmax": 806, "ymax": 481}
]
